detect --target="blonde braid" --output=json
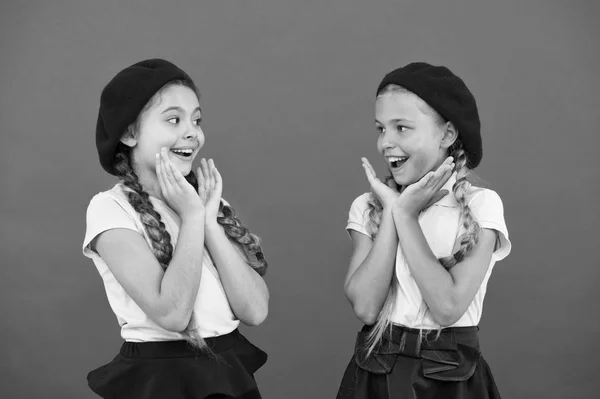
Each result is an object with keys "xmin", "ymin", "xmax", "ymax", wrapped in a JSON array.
[
  {"xmin": 186, "ymin": 171, "xmax": 268, "ymax": 276},
  {"xmin": 114, "ymin": 144, "xmax": 208, "ymax": 351},
  {"xmin": 438, "ymin": 141, "xmax": 481, "ymax": 269}
]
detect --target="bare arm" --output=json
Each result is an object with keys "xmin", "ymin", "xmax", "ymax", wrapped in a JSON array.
[
  {"xmin": 205, "ymin": 222, "xmax": 269, "ymax": 326},
  {"xmin": 344, "ymin": 208, "xmax": 398, "ymax": 325},
  {"xmin": 93, "ymin": 213, "xmax": 206, "ymax": 332},
  {"xmin": 197, "ymin": 158, "xmax": 268, "ymax": 326},
  {"xmin": 393, "ymin": 213, "xmax": 497, "ymax": 326}
]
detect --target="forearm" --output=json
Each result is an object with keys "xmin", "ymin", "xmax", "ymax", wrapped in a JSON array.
[
  {"xmin": 346, "ymin": 208, "xmax": 399, "ymax": 324},
  {"xmin": 393, "ymin": 212, "xmax": 458, "ymax": 324},
  {"xmin": 204, "ymin": 221, "xmax": 269, "ymax": 326},
  {"xmin": 158, "ymin": 214, "xmax": 206, "ymax": 330}
]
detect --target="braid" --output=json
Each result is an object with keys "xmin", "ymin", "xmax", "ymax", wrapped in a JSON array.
[
  {"xmin": 114, "ymin": 143, "xmax": 207, "ymax": 351},
  {"xmin": 438, "ymin": 140, "xmax": 481, "ymax": 269},
  {"xmin": 113, "ymin": 145, "xmax": 173, "ymax": 269},
  {"xmin": 186, "ymin": 171, "xmax": 268, "ymax": 276}
]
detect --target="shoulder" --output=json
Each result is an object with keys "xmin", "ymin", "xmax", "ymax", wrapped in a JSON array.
[
  {"xmin": 350, "ymin": 192, "xmax": 372, "ymax": 212},
  {"xmin": 86, "ymin": 184, "xmax": 135, "ymax": 219},
  {"xmin": 346, "ymin": 192, "xmax": 374, "ymax": 238},
  {"xmin": 466, "ymin": 187, "xmax": 505, "ymax": 216}
]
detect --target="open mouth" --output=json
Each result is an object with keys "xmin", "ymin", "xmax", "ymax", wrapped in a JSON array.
[
  {"xmin": 170, "ymin": 148, "xmax": 194, "ymax": 159},
  {"xmin": 387, "ymin": 156, "xmax": 408, "ymax": 169}
]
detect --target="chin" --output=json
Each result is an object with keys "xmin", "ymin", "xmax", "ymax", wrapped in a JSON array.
[{"xmin": 390, "ymin": 171, "xmax": 418, "ymax": 187}]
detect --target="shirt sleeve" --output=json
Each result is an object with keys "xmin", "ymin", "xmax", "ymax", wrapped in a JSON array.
[
  {"xmin": 346, "ymin": 193, "xmax": 373, "ymax": 238},
  {"xmin": 468, "ymin": 189, "xmax": 511, "ymax": 261},
  {"xmin": 82, "ymin": 192, "xmax": 140, "ymax": 258}
]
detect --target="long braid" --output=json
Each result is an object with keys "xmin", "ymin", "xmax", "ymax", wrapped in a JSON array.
[
  {"xmin": 186, "ymin": 171, "xmax": 268, "ymax": 276},
  {"xmin": 438, "ymin": 140, "xmax": 481, "ymax": 268},
  {"xmin": 114, "ymin": 143, "xmax": 207, "ymax": 351}
]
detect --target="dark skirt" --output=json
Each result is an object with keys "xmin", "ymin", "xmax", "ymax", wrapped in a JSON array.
[
  {"xmin": 88, "ymin": 329, "xmax": 267, "ymax": 399},
  {"xmin": 337, "ymin": 324, "xmax": 501, "ymax": 399}
]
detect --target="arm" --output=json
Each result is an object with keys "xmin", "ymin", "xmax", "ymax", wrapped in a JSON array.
[
  {"xmin": 344, "ymin": 207, "xmax": 398, "ymax": 325},
  {"xmin": 204, "ymin": 221, "xmax": 269, "ymax": 326},
  {"xmin": 93, "ymin": 213, "xmax": 206, "ymax": 332},
  {"xmin": 393, "ymin": 213, "xmax": 497, "ymax": 326}
]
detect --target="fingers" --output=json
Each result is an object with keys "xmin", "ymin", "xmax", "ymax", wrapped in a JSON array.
[
  {"xmin": 157, "ymin": 150, "xmax": 174, "ymax": 193},
  {"xmin": 361, "ymin": 157, "xmax": 378, "ymax": 184},
  {"xmin": 419, "ymin": 156, "xmax": 455, "ymax": 190},
  {"xmin": 161, "ymin": 148, "xmax": 176, "ymax": 185},
  {"xmin": 200, "ymin": 158, "xmax": 214, "ymax": 192},
  {"xmin": 424, "ymin": 189, "xmax": 449, "ymax": 209},
  {"xmin": 211, "ymin": 163, "xmax": 222, "ymax": 193}
]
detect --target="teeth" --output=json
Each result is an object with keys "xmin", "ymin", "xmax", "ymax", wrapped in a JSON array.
[
  {"xmin": 387, "ymin": 156, "xmax": 407, "ymax": 162},
  {"xmin": 171, "ymin": 149, "xmax": 193, "ymax": 155}
]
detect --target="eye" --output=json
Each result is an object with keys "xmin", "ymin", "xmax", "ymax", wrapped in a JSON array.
[
  {"xmin": 397, "ymin": 125, "xmax": 408, "ymax": 132},
  {"xmin": 194, "ymin": 118, "xmax": 202, "ymax": 126},
  {"xmin": 167, "ymin": 117, "xmax": 180, "ymax": 124},
  {"xmin": 376, "ymin": 125, "xmax": 384, "ymax": 134}
]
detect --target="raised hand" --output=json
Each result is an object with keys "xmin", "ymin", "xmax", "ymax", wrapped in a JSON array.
[
  {"xmin": 156, "ymin": 148, "xmax": 205, "ymax": 219},
  {"xmin": 197, "ymin": 158, "xmax": 223, "ymax": 224},
  {"xmin": 361, "ymin": 157, "xmax": 400, "ymax": 209},
  {"xmin": 393, "ymin": 156, "xmax": 455, "ymax": 218}
]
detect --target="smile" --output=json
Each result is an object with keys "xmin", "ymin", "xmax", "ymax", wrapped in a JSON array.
[
  {"xmin": 386, "ymin": 155, "xmax": 408, "ymax": 169},
  {"xmin": 170, "ymin": 148, "xmax": 195, "ymax": 158}
]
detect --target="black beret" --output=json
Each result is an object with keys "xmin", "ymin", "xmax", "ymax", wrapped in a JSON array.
[
  {"xmin": 376, "ymin": 62, "xmax": 482, "ymax": 169},
  {"xmin": 96, "ymin": 58, "xmax": 195, "ymax": 175}
]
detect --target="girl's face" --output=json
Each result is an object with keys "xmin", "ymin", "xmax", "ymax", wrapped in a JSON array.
[
  {"xmin": 375, "ymin": 91, "xmax": 453, "ymax": 186},
  {"xmin": 123, "ymin": 84, "xmax": 205, "ymax": 179}
]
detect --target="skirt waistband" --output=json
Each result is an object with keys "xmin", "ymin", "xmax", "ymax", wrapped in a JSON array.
[
  {"xmin": 358, "ymin": 324, "xmax": 480, "ymax": 359},
  {"xmin": 119, "ymin": 328, "xmax": 241, "ymax": 358}
]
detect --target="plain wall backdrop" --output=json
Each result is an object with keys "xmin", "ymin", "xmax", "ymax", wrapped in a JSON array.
[{"xmin": 1, "ymin": 1, "xmax": 599, "ymax": 398}]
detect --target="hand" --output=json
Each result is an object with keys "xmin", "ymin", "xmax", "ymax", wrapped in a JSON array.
[
  {"xmin": 156, "ymin": 148, "xmax": 206, "ymax": 219},
  {"xmin": 197, "ymin": 158, "xmax": 222, "ymax": 225},
  {"xmin": 361, "ymin": 157, "xmax": 400, "ymax": 209},
  {"xmin": 392, "ymin": 156, "xmax": 455, "ymax": 218}
]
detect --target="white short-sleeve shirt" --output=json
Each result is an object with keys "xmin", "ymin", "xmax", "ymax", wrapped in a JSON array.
[
  {"xmin": 347, "ymin": 173, "xmax": 511, "ymax": 329},
  {"xmin": 83, "ymin": 183, "xmax": 239, "ymax": 342}
]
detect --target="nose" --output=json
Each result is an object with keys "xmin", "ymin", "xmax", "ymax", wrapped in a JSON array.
[
  {"xmin": 380, "ymin": 129, "xmax": 395, "ymax": 150},
  {"xmin": 184, "ymin": 123, "xmax": 202, "ymax": 140}
]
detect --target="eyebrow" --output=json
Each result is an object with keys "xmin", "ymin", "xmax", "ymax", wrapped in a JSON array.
[
  {"xmin": 161, "ymin": 106, "xmax": 202, "ymax": 115},
  {"xmin": 375, "ymin": 118, "xmax": 414, "ymax": 124}
]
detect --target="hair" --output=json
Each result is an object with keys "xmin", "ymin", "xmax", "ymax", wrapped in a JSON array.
[
  {"xmin": 112, "ymin": 80, "xmax": 268, "ymax": 351},
  {"xmin": 363, "ymin": 84, "xmax": 481, "ymax": 357}
]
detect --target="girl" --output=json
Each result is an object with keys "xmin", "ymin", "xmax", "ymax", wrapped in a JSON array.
[
  {"xmin": 83, "ymin": 59, "xmax": 269, "ymax": 399},
  {"xmin": 337, "ymin": 62, "xmax": 511, "ymax": 399}
]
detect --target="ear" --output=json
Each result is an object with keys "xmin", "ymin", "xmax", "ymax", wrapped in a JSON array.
[
  {"xmin": 440, "ymin": 121, "xmax": 458, "ymax": 150},
  {"xmin": 119, "ymin": 127, "xmax": 137, "ymax": 148}
]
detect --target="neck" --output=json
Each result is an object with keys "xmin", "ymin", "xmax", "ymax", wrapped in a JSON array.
[{"xmin": 132, "ymin": 163, "xmax": 164, "ymax": 202}]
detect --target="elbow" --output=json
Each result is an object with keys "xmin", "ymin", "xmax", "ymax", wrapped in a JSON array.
[
  {"xmin": 354, "ymin": 307, "xmax": 378, "ymax": 325},
  {"xmin": 241, "ymin": 304, "xmax": 269, "ymax": 327},
  {"xmin": 155, "ymin": 310, "xmax": 193, "ymax": 333},
  {"xmin": 430, "ymin": 304, "xmax": 463, "ymax": 327},
  {"xmin": 345, "ymin": 284, "xmax": 379, "ymax": 325}
]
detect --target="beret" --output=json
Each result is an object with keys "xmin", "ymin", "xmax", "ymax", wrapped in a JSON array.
[
  {"xmin": 377, "ymin": 62, "xmax": 482, "ymax": 168},
  {"xmin": 96, "ymin": 59, "xmax": 194, "ymax": 175}
]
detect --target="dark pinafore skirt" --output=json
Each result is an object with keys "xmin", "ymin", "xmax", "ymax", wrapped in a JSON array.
[
  {"xmin": 87, "ymin": 329, "xmax": 267, "ymax": 399},
  {"xmin": 337, "ymin": 324, "xmax": 501, "ymax": 399}
]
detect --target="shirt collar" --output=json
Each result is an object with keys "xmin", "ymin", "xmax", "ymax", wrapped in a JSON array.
[{"xmin": 433, "ymin": 172, "xmax": 459, "ymax": 208}]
